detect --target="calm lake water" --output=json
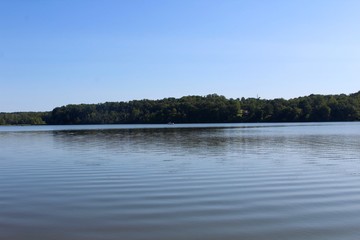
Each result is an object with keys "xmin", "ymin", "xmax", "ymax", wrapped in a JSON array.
[{"xmin": 1, "ymin": 122, "xmax": 360, "ymax": 240}]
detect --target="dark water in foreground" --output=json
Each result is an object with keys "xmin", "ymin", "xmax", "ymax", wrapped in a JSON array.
[{"xmin": 1, "ymin": 122, "xmax": 360, "ymax": 240}]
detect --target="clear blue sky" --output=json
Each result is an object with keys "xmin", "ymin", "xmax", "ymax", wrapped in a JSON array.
[{"xmin": 1, "ymin": 0, "xmax": 360, "ymax": 112}]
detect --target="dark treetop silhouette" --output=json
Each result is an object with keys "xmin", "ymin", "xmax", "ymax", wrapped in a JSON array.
[{"xmin": 1, "ymin": 91, "xmax": 360, "ymax": 125}]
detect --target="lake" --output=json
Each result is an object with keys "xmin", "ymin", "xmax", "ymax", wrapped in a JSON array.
[{"xmin": 1, "ymin": 122, "xmax": 360, "ymax": 240}]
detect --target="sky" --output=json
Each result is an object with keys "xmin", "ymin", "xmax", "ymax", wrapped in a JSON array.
[{"xmin": 1, "ymin": 0, "xmax": 360, "ymax": 112}]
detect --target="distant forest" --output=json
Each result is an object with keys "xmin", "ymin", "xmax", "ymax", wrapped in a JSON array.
[{"xmin": 1, "ymin": 91, "xmax": 360, "ymax": 125}]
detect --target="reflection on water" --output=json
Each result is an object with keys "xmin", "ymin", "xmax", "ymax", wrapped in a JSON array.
[{"xmin": 1, "ymin": 123, "xmax": 360, "ymax": 240}]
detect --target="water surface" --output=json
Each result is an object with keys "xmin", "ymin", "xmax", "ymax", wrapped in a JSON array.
[{"xmin": 1, "ymin": 122, "xmax": 360, "ymax": 240}]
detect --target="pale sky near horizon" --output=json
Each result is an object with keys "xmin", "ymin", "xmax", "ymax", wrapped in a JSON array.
[{"xmin": 1, "ymin": 0, "xmax": 360, "ymax": 112}]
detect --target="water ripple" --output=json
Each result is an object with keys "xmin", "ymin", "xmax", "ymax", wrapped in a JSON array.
[{"xmin": 1, "ymin": 123, "xmax": 360, "ymax": 240}]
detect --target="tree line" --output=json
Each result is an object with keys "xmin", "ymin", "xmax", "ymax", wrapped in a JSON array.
[{"xmin": 1, "ymin": 91, "xmax": 360, "ymax": 125}]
